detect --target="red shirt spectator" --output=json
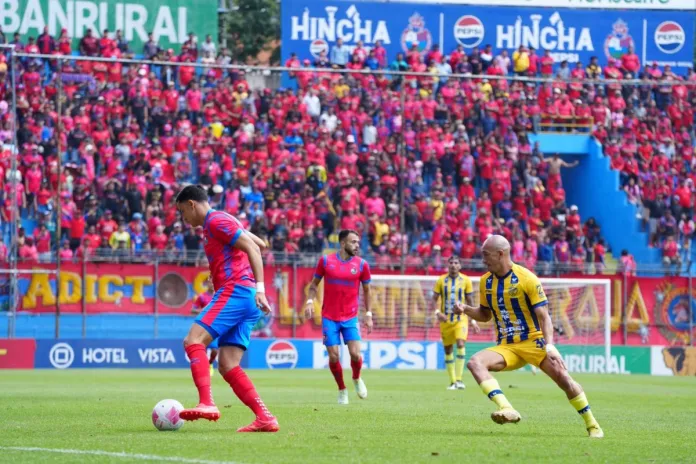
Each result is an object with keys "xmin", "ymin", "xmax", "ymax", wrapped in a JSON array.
[
  {"xmin": 663, "ymin": 237, "xmax": 679, "ymax": 260},
  {"xmin": 621, "ymin": 49, "xmax": 640, "ymax": 75},
  {"xmin": 540, "ymin": 52, "xmax": 554, "ymax": 76}
]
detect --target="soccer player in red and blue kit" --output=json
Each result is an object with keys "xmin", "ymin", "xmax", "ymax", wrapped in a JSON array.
[
  {"xmin": 176, "ymin": 185, "xmax": 279, "ymax": 433},
  {"xmin": 305, "ymin": 230, "xmax": 373, "ymax": 405}
]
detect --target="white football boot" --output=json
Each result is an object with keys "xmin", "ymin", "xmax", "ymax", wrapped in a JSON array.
[{"xmin": 353, "ymin": 378, "xmax": 368, "ymax": 399}]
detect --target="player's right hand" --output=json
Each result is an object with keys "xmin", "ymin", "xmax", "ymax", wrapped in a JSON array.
[
  {"xmin": 453, "ymin": 302, "xmax": 465, "ymax": 315},
  {"xmin": 256, "ymin": 292, "xmax": 272, "ymax": 314},
  {"xmin": 304, "ymin": 300, "xmax": 314, "ymax": 320}
]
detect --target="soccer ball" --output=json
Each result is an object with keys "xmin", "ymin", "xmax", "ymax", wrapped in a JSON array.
[{"xmin": 152, "ymin": 399, "xmax": 185, "ymax": 431}]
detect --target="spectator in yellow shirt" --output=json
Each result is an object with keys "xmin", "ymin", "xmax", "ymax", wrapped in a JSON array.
[
  {"xmin": 479, "ymin": 79, "xmax": 493, "ymax": 101},
  {"xmin": 586, "ymin": 56, "xmax": 602, "ymax": 79},
  {"xmin": 431, "ymin": 190, "xmax": 445, "ymax": 221},
  {"xmin": 370, "ymin": 214, "xmax": 390, "ymax": 249},
  {"xmin": 512, "ymin": 45, "xmax": 530, "ymax": 76},
  {"xmin": 333, "ymin": 78, "xmax": 350, "ymax": 98},
  {"xmin": 109, "ymin": 223, "xmax": 131, "ymax": 250}
]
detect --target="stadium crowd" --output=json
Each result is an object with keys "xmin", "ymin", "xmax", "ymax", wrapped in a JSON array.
[{"xmin": 1, "ymin": 27, "xmax": 695, "ymax": 273}]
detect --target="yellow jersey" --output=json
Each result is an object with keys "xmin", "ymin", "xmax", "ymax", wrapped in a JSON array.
[
  {"xmin": 512, "ymin": 51, "xmax": 530, "ymax": 73},
  {"xmin": 480, "ymin": 263, "xmax": 547, "ymax": 345},
  {"xmin": 433, "ymin": 273, "xmax": 473, "ymax": 323}
]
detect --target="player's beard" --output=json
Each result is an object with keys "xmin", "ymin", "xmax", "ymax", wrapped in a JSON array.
[{"xmin": 345, "ymin": 247, "xmax": 357, "ymax": 257}]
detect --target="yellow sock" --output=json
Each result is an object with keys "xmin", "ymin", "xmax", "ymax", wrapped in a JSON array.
[
  {"xmin": 455, "ymin": 347, "xmax": 466, "ymax": 382},
  {"xmin": 480, "ymin": 378, "xmax": 513, "ymax": 410},
  {"xmin": 570, "ymin": 392, "xmax": 598, "ymax": 428},
  {"xmin": 445, "ymin": 353, "xmax": 456, "ymax": 384}
]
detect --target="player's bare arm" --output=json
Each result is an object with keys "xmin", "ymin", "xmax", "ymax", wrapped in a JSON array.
[
  {"xmin": 465, "ymin": 294, "xmax": 481, "ymax": 333},
  {"xmin": 362, "ymin": 282, "xmax": 373, "ymax": 334},
  {"xmin": 454, "ymin": 302, "xmax": 492, "ymax": 322},
  {"xmin": 432, "ymin": 292, "xmax": 447, "ymax": 322},
  {"xmin": 305, "ymin": 277, "xmax": 321, "ymax": 319},
  {"xmin": 245, "ymin": 230, "xmax": 267, "ymax": 250},
  {"xmin": 233, "ymin": 232, "xmax": 271, "ymax": 314}
]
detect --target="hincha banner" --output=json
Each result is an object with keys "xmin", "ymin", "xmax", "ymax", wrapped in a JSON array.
[{"xmin": 282, "ymin": 0, "xmax": 695, "ymax": 73}]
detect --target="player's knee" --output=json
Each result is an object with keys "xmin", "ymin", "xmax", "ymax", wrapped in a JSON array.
[
  {"xmin": 466, "ymin": 357, "xmax": 480, "ymax": 373},
  {"xmin": 183, "ymin": 329, "xmax": 207, "ymax": 347},
  {"xmin": 218, "ymin": 357, "xmax": 239, "ymax": 375},
  {"xmin": 327, "ymin": 351, "xmax": 340, "ymax": 364},
  {"xmin": 555, "ymin": 371, "xmax": 576, "ymax": 391},
  {"xmin": 563, "ymin": 375, "xmax": 580, "ymax": 393}
]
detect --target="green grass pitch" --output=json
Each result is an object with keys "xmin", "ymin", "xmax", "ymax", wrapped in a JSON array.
[{"xmin": 0, "ymin": 369, "xmax": 694, "ymax": 463}]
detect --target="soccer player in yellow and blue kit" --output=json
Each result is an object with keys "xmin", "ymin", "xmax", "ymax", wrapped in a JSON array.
[
  {"xmin": 431, "ymin": 256, "xmax": 480, "ymax": 390},
  {"xmin": 454, "ymin": 235, "xmax": 603, "ymax": 438}
]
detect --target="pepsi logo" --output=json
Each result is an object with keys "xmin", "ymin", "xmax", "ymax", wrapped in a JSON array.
[
  {"xmin": 453, "ymin": 16, "xmax": 484, "ymax": 48},
  {"xmin": 309, "ymin": 39, "xmax": 329, "ymax": 58},
  {"xmin": 654, "ymin": 21, "xmax": 685, "ymax": 54},
  {"xmin": 266, "ymin": 340, "xmax": 298, "ymax": 369}
]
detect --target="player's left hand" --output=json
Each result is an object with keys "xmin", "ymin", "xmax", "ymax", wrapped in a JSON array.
[
  {"xmin": 256, "ymin": 292, "xmax": 272, "ymax": 314},
  {"xmin": 364, "ymin": 314, "xmax": 373, "ymax": 334},
  {"xmin": 453, "ymin": 302, "xmax": 466, "ymax": 315}
]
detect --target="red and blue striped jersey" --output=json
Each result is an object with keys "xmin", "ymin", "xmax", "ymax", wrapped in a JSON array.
[
  {"xmin": 203, "ymin": 209, "xmax": 255, "ymax": 291},
  {"xmin": 314, "ymin": 253, "xmax": 371, "ymax": 322}
]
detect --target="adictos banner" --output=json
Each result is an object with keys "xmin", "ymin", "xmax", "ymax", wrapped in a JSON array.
[{"xmin": 282, "ymin": 0, "xmax": 695, "ymax": 74}]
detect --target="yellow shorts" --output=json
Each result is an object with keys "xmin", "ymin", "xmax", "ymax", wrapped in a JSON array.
[
  {"xmin": 440, "ymin": 321, "xmax": 468, "ymax": 346},
  {"xmin": 486, "ymin": 337, "xmax": 548, "ymax": 371}
]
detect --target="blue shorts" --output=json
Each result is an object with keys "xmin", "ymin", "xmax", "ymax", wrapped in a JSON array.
[
  {"xmin": 209, "ymin": 338, "xmax": 219, "ymax": 349},
  {"xmin": 322, "ymin": 317, "xmax": 361, "ymax": 347},
  {"xmin": 195, "ymin": 285, "xmax": 260, "ymax": 350}
]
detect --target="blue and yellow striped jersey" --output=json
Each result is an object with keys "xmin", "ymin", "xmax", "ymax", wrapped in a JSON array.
[
  {"xmin": 480, "ymin": 263, "xmax": 548, "ymax": 345},
  {"xmin": 433, "ymin": 273, "xmax": 474, "ymax": 323}
]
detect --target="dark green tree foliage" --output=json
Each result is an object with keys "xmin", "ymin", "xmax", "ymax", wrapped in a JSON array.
[{"xmin": 221, "ymin": 0, "xmax": 280, "ymax": 63}]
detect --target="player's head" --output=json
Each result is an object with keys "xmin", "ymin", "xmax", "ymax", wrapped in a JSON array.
[
  {"xmin": 481, "ymin": 234, "xmax": 512, "ymax": 276},
  {"xmin": 447, "ymin": 255, "xmax": 461, "ymax": 276},
  {"xmin": 175, "ymin": 185, "xmax": 209, "ymax": 228},
  {"xmin": 339, "ymin": 229, "xmax": 360, "ymax": 257}
]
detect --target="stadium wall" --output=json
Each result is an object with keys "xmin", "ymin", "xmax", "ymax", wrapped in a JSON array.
[
  {"xmin": 509, "ymin": 134, "xmax": 665, "ymax": 267},
  {"xmin": 6, "ymin": 338, "xmax": 694, "ymax": 376},
  {"xmin": 559, "ymin": 139, "xmax": 661, "ymax": 265}
]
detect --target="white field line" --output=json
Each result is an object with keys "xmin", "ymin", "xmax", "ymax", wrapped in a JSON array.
[{"xmin": 0, "ymin": 446, "xmax": 246, "ymax": 464}]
